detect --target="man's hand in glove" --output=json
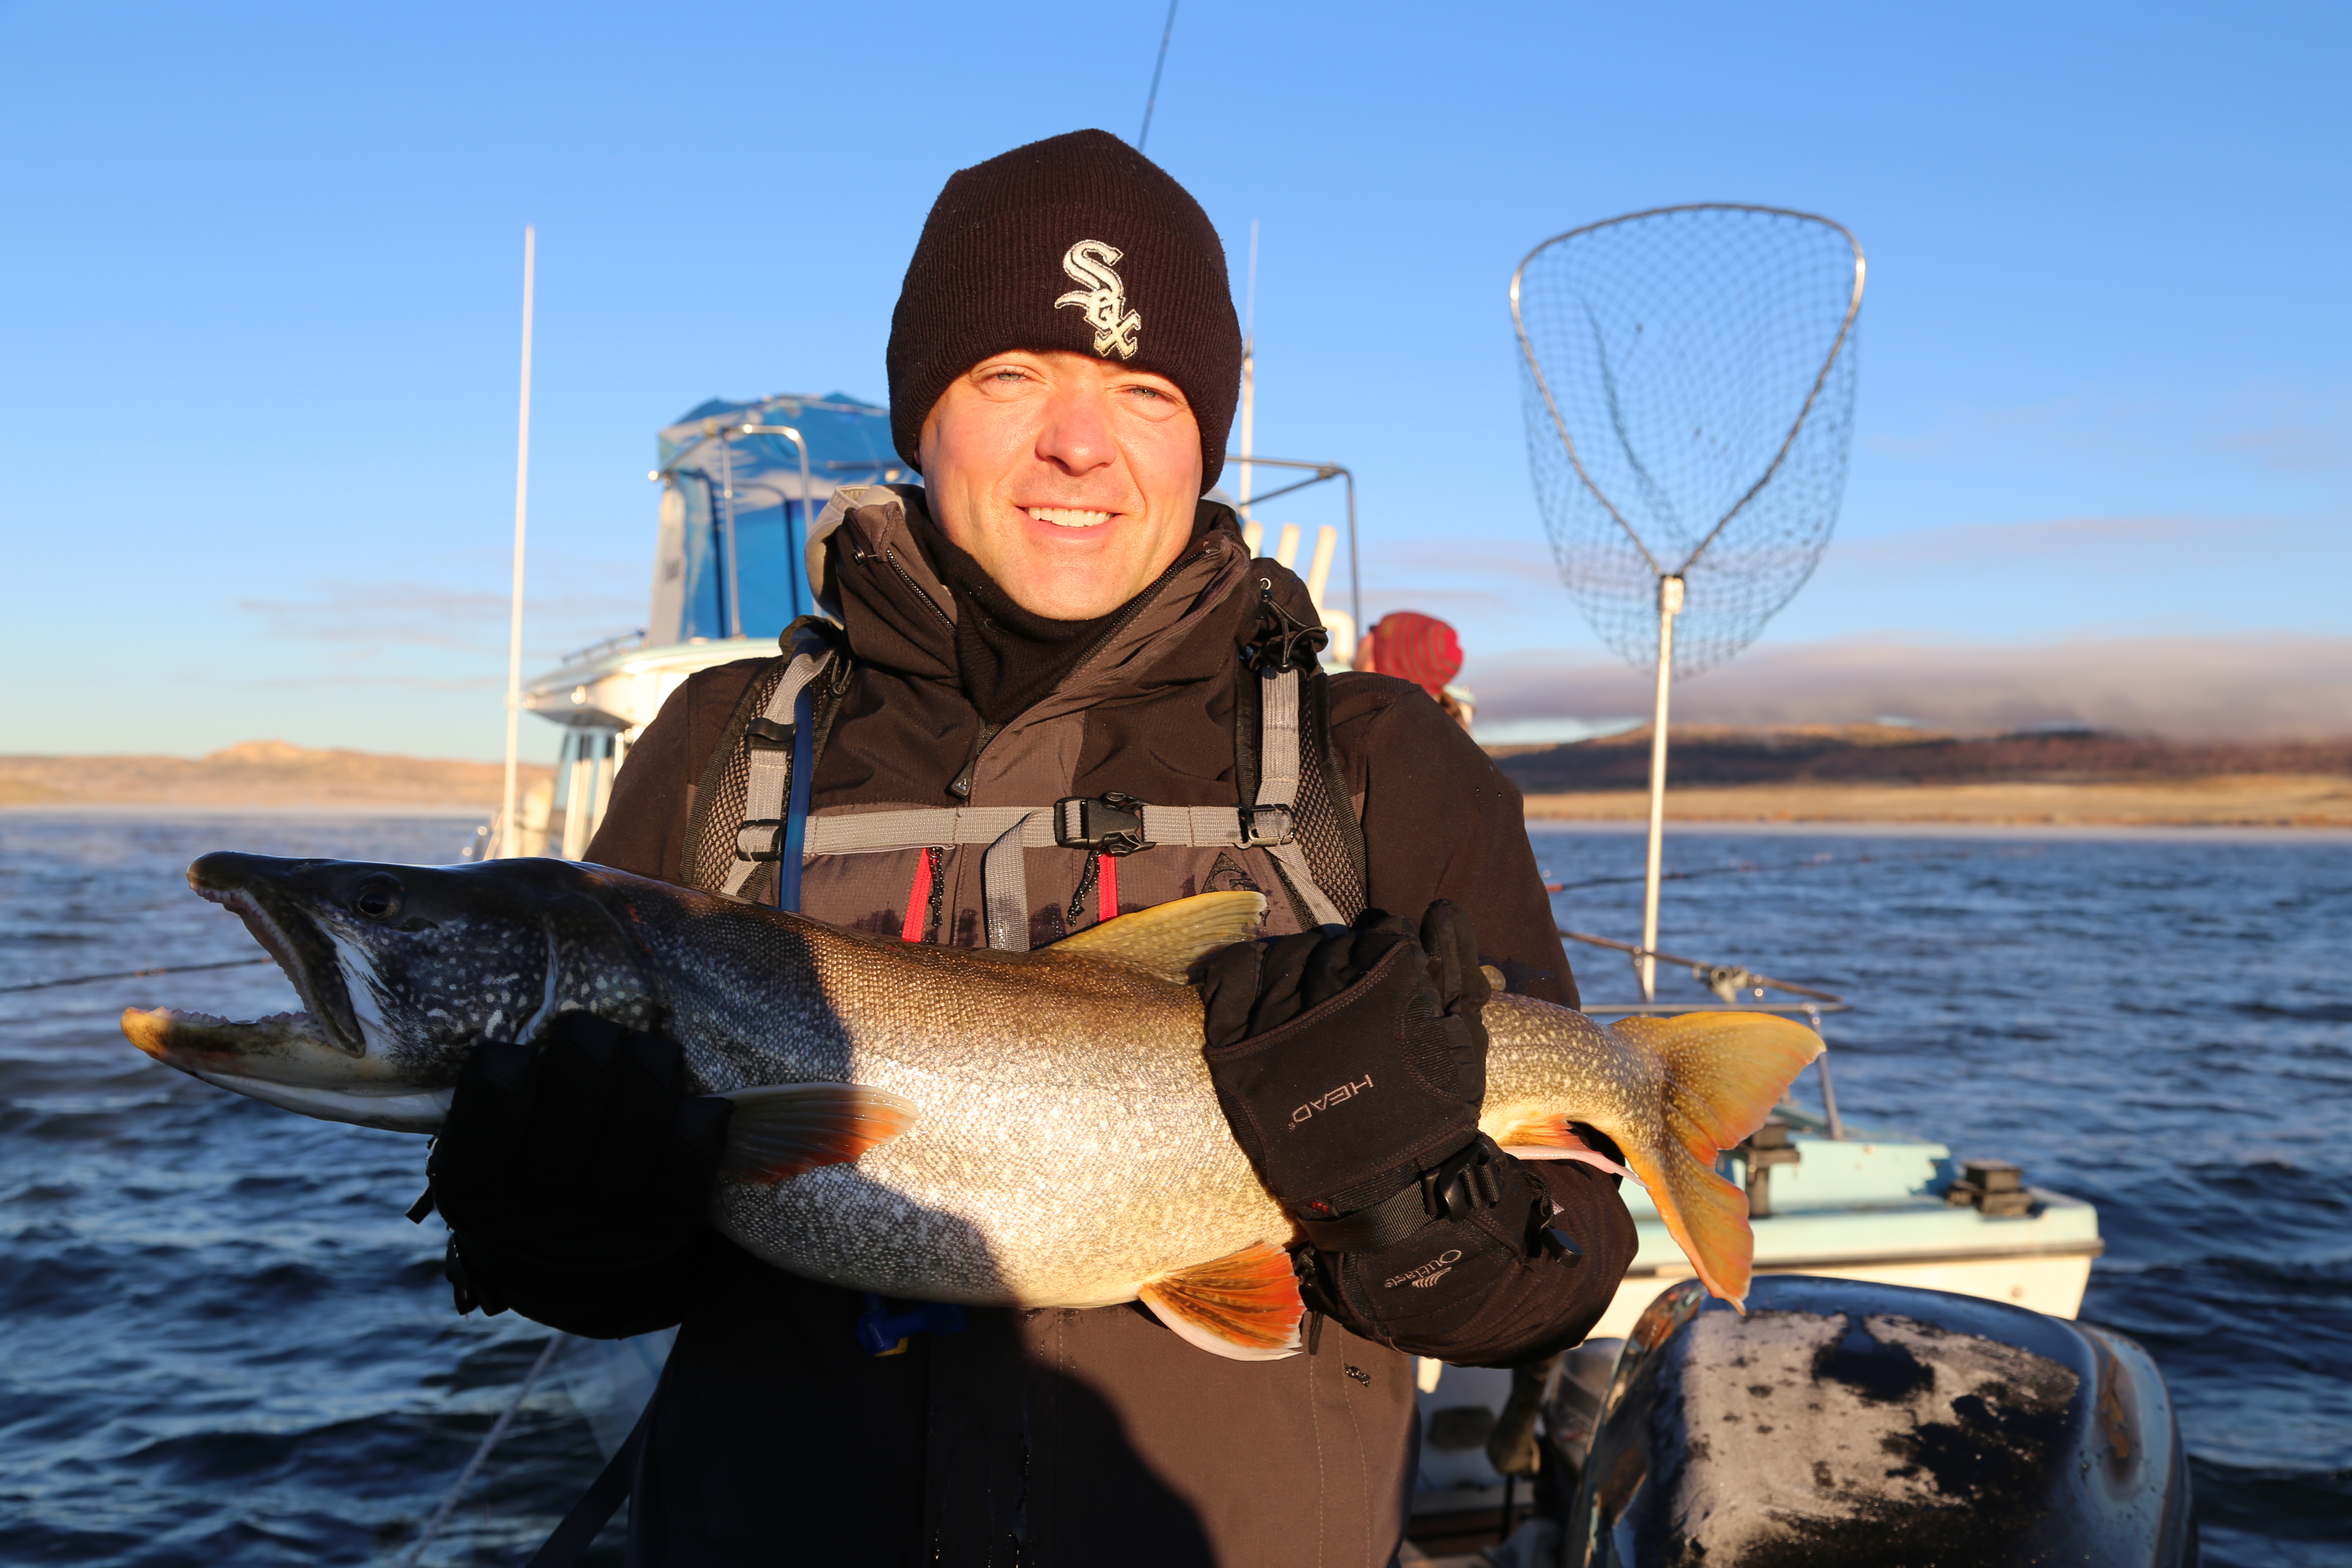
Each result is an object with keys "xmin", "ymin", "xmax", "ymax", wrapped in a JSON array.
[
  {"xmin": 426, "ymin": 1012, "xmax": 732, "ymax": 1337},
  {"xmin": 1199, "ymin": 903, "xmax": 1585, "ymax": 1358}
]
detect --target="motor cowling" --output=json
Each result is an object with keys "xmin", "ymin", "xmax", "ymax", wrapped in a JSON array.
[{"xmin": 1569, "ymin": 1275, "xmax": 2196, "ymax": 1567}]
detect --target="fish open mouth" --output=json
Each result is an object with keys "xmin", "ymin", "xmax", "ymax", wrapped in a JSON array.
[
  {"xmin": 123, "ymin": 1005, "xmax": 340, "ymax": 1075},
  {"xmin": 189, "ymin": 882, "xmax": 364, "ymax": 1057}
]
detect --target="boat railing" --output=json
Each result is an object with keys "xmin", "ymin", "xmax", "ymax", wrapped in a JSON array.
[{"xmin": 1561, "ymin": 927, "xmax": 1848, "ymax": 1139}]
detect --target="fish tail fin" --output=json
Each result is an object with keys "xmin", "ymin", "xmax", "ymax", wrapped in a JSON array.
[{"xmin": 1611, "ymin": 1012, "xmax": 1825, "ymax": 1311}]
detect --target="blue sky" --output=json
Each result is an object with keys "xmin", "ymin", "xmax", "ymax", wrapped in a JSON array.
[{"xmin": 3, "ymin": 1, "xmax": 2345, "ymax": 758}]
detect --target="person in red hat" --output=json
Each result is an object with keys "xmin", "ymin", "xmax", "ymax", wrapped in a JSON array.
[{"xmin": 1357, "ymin": 609, "xmax": 1473, "ymax": 729}]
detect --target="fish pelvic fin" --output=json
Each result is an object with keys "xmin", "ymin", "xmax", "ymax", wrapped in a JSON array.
[
  {"xmin": 1137, "ymin": 1242, "xmax": 1304, "ymax": 1361},
  {"xmin": 1050, "ymin": 890, "xmax": 1267, "ymax": 983},
  {"xmin": 717, "ymin": 1083, "xmax": 919, "ymax": 1184},
  {"xmin": 1609, "ymin": 1011, "xmax": 1825, "ymax": 1311}
]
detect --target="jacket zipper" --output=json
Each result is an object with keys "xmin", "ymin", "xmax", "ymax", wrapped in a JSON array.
[{"xmin": 882, "ymin": 548, "xmax": 954, "ymax": 631}]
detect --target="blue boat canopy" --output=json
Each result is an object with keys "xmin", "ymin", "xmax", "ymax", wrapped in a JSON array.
[{"xmin": 648, "ymin": 392, "xmax": 904, "ymax": 643}]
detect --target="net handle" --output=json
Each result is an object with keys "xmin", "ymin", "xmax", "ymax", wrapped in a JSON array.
[{"xmin": 1508, "ymin": 202, "xmax": 1867, "ymax": 580}]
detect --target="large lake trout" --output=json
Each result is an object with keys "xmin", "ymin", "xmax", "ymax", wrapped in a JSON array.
[{"xmin": 123, "ymin": 853, "xmax": 1822, "ymax": 1360}]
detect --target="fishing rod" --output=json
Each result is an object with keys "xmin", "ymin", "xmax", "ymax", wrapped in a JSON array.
[
  {"xmin": 1557, "ymin": 928, "xmax": 1846, "ymax": 1006},
  {"xmin": 0, "ymin": 957, "xmax": 273, "ymax": 996}
]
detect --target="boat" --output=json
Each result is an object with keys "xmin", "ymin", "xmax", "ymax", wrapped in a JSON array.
[{"xmin": 484, "ymin": 392, "xmax": 905, "ymax": 858}]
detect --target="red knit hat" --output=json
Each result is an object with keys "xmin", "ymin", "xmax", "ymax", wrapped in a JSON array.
[{"xmin": 1359, "ymin": 612, "xmax": 1463, "ymax": 698}]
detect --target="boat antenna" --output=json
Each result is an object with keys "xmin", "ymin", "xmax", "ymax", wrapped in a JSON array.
[
  {"xmin": 1510, "ymin": 205, "xmax": 1864, "ymax": 999},
  {"xmin": 1136, "ymin": 0, "xmax": 1179, "ymax": 151},
  {"xmin": 496, "ymin": 225, "xmax": 536, "ymax": 860}
]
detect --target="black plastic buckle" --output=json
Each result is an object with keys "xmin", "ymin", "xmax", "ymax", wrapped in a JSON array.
[
  {"xmin": 1237, "ymin": 803, "xmax": 1294, "ymax": 848},
  {"xmin": 735, "ymin": 818, "xmax": 785, "ymax": 862},
  {"xmin": 1055, "ymin": 792, "xmax": 1154, "ymax": 856},
  {"xmin": 744, "ymin": 716, "xmax": 794, "ymax": 750},
  {"xmin": 1244, "ymin": 579, "xmax": 1331, "ymax": 673}
]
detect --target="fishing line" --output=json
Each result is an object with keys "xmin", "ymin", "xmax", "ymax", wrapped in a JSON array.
[
  {"xmin": 404, "ymin": 1334, "xmax": 566, "ymax": 1568},
  {"xmin": 1135, "ymin": 0, "xmax": 1179, "ymax": 151},
  {"xmin": 0, "ymin": 956, "xmax": 273, "ymax": 995},
  {"xmin": 1541, "ymin": 842, "xmax": 2028, "ymax": 894}
]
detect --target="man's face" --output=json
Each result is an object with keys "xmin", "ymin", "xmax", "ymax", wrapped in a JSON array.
[{"xmin": 919, "ymin": 349, "xmax": 1203, "ymax": 621}]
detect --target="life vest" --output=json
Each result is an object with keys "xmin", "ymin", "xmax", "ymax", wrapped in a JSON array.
[{"xmin": 681, "ymin": 592, "xmax": 1365, "ymax": 946}]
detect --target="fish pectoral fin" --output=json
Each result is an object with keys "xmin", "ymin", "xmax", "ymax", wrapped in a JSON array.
[
  {"xmin": 717, "ymin": 1083, "xmax": 919, "ymax": 1184},
  {"xmin": 1050, "ymin": 890, "xmax": 1267, "ymax": 982},
  {"xmin": 1137, "ymin": 1242, "xmax": 1304, "ymax": 1362}
]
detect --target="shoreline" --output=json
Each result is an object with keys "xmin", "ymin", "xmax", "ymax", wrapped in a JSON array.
[{"xmin": 1518, "ymin": 775, "xmax": 2352, "ymax": 830}]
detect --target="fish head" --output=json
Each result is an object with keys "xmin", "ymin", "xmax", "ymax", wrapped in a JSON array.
[{"xmin": 122, "ymin": 852, "xmax": 662, "ymax": 1131}]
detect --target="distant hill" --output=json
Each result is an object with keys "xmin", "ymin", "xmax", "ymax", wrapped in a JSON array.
[
  {"xmin": 1494, "ymin": 725, "xmax": 2352, "ymax": 792},
  {"xmin": 0, "ymin": 741, "xmax": 554, "ymax": 812}
]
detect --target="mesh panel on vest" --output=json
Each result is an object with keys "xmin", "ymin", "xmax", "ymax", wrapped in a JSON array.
[
  {"xmin": 684, "ymin": 657, "xmax": 791, "ymax": 899},
  {"xmin": 1291, "ymin": 682, "xmax": 1366, "ymax": 921}
]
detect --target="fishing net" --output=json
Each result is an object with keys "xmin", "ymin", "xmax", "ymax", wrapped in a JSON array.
[{"xmin": 1512, "ymin": 205, "xmax": 1864, "ymax": 677}]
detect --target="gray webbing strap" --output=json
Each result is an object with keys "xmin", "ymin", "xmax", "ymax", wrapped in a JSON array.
[
  {"xmin": 769, "ymin": 666, "xmax": 1348, "ymax": 944},
  {"xmin": 720, "ymin": 646, "xmax": 833, "ymax": 901},
  {"xmin": 1254, "ymin": 668, "xmax": 1347, "ymax": 928},
  {"xmin": 983, "ymin": 812, "xmax": 1047, "ymax": 952}
]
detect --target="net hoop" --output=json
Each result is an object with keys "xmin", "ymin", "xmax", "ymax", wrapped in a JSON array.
[{"xmin": 1509, "ymin": 203, "xmax": 1866, "ymax": 582}]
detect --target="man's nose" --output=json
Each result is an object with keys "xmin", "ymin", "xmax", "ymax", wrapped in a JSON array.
[{"xmin": 1032, "ymin": 380, "xmax": 1116, "ymax": 475}]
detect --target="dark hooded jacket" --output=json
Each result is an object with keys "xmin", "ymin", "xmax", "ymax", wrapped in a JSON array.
[{"xmin": 533, "ymin": 488, "xmax": 1633, "ymax": 1567}]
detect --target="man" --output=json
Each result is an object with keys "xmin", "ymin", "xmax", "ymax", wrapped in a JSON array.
[{"xmin": 430, "ymin": 129, "xmax": 1634, "ymax": 1566}]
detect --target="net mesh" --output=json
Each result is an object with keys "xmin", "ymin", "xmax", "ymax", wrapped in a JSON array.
[{"xmin": 1513, "ymin": 205, "xmax": 1862, "ymax": 677}]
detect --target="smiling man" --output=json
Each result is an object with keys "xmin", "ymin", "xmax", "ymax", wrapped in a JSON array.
[{"xmin": 425, "ymin": 130, "xmax": 1634, "ymax": 1567}]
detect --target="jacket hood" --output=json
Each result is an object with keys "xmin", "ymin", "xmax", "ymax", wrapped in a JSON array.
[{"xmin": 802, "ymin": 485, "xmax": 1323, "ymax": 711}]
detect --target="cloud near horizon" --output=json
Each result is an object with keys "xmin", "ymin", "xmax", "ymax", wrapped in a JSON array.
[{"xmin": 1466, "ymin": 633, "xmax": 2352, "ymax": 741}]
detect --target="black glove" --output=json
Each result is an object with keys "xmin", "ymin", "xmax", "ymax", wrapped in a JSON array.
[
  {"xmin": 1200, "ymin": 901, "xmax": 1490, "ymax": 1219},
  {"xmin": 1201, "ymin": 903, "xmax": 1584, "ymax": 1355},
  {"xmin": 426, "ymin": 1012, "xmax": 731, "ymax": 1333}
]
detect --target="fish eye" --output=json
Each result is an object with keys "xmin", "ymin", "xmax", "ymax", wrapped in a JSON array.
[{"xmin": 352, "ymin": 875, "xmax": 405, "ymax": 922}]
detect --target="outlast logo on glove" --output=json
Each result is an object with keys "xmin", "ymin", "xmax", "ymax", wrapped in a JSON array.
[
  {"xmin": 1384, "ymin": 1249, "xmax": 1464, "ymax": 1290},
  {"xmin": 1290, "ymin": 1074, "xmax": 1374, "ymax": 1128}
]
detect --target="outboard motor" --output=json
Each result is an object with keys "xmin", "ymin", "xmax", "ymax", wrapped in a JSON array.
[{"xmin": 1569, "ymin": 1276, "xmax": 2196, "ymax": 1566}]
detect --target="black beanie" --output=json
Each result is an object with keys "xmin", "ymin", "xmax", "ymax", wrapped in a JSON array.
[{"xmin": 887, "ymin": 129, "xmax": 1241, "ymax": 490}]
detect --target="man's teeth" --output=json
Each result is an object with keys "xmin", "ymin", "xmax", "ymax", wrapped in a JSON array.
[{"xmin": 1026, "ymin": 507, "xmax": 1112, "ymax": 529}]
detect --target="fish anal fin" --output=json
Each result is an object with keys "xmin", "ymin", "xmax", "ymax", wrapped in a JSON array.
[
  {"xmin": 1138, "ymin": 1242, "xmax": 1304, "ymax": 1361},
  {"xmin": 1488, "ymin": 1109, "xmax": 1592, "ymax": 1152},
  {"xmin": 718, "ymin": 1083, "xmax": 919, "ymax": 1184},
  {"xmin": 1051, "ymin": 891, "xmax": 1267, "ymax": 983}
]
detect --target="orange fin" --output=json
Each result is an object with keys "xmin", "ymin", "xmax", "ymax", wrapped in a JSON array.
[
  {"xmin": 1138, "ymin": 1243, "xmax": 1305, "ymax": 1362},
  {"xmin": 1491, "ymin": 1112, "xmax": 1632, "ymax": 1178},
  {"xmin": 1608, "ymin": 1012, "xmax": 1825, "ymax": 1311},
  {"xmin": 717, "ymin": 1083, "xmax": 919, "ymax": 1184}
]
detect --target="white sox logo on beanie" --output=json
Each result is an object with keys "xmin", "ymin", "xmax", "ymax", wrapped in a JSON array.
[{"xmin": 1055, "ymin": 240, "xmax": 1142, "ymax": 359}]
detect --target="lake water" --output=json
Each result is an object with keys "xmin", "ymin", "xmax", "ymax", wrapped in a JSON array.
[{"xmin": 3, "ymin": 812, "xmax": 2346, "ymax": 1565}]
